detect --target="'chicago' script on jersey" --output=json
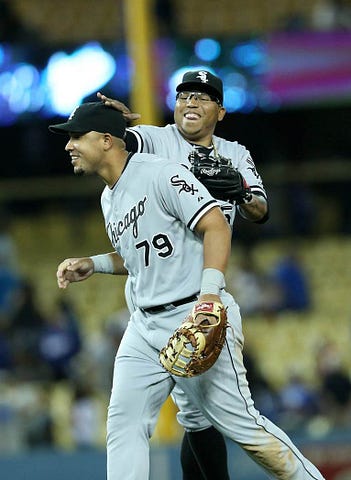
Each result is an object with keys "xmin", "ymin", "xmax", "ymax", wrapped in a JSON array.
[{"xmin": 107, "ymin": 196, "xmax": 148, "ymax": 246}]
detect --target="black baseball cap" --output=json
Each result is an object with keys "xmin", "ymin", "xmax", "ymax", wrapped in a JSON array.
[
  {"xmin": 176, "ymin": 70, "xmax": 223, "ymax": 104},
  {"xmin": 49, "ymin": 101, "xmax": 126, "ymax": 138}
]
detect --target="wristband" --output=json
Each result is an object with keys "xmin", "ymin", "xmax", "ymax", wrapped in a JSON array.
[
  {"xmin": 90, "ymin": 254, "xmax": 114, "ymax": 274},
  {"xmin": 200, "ymin": 268, "xmax": 225, "ymax": 295}
]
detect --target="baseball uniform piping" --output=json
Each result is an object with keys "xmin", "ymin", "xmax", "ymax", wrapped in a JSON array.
[
  {"xmin": 187, "ymin": 200, "xmax": 218, "ymax": 230},
  {"xmin": 225, "ymin": 337, "xmax": 322, "ymax": 479}
]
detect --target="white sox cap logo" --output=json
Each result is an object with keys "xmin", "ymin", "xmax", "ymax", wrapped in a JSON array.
[
  {"xmin": 68, "ymin": 106, "xmax": 79, "ymax": 121},
  {"xmin": 196, "ymin": 71, "xmax": 209, "ymax": 83}
]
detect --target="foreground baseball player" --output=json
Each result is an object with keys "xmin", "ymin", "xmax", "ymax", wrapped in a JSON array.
[
  {"xmin": 50, "ymin": 102, "xmax": 325, "ymax": 480},
  {"xmin": 98, "ymin": 70, "xmax": 268, "ymax": 479}
]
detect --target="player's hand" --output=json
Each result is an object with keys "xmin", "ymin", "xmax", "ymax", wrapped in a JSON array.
[
  {"xmin": 97, "ymin": 92, "xmax": 141, "ymax": 121},
  {"xmin": 197, "ymin": 293, "xmax": 222, "ymax": 321},
  {"xmin": 56, "ymin": 257, "xmax": 94, "ymax": 289},
  {"xmin": 198, "ymin": 293, "xmax": 221, "ymax": 303},
  {"xmin": 159, "ymin": 297, "xmax": 228, "ymax": 377}
]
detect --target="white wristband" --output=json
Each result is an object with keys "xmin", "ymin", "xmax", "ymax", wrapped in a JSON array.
[
  {"xmin": 200, "ymin": 268, "xmax": 225, "ymax": 295},
  {"xmin": 90, "ymin": 254, "xmax": 114, "ymax": 274}
]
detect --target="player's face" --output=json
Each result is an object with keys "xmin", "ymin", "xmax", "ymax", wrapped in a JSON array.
[
  {"xmin": 174, "ymin": 92, "xmax": 226, "ymax": 145},
  {"xmin": 65, "ymin": 132, "xmax": 104, "ymax": 176}
]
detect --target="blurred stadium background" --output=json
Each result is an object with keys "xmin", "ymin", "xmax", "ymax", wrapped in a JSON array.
[{"xmin": 1, "ymin": 0, "xmax": 351, "ymax": 478}]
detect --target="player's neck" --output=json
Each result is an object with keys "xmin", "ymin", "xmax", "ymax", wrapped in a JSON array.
[
  {"xmin": 179, "ymin": 127, "xmax": 214, "ymax": 148},
  {"xmin": 188, "ymin": 135, "xmax": 215, "ymax": 149},
  {"xmin": 190, "ymin": 139, "xmax": 219, "ymax": 157},
  {"xmin": 100, "ymin": 150, "xmax": 132, "ymax": 189}
]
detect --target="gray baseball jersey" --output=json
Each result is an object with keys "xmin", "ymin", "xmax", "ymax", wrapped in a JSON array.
[
  {"xmin": 127, "ymin": 123, "xmax": 267, "ymax": 229},
  {"xmin": 101, "ymin": 152, "xmax": 218, "ymax": 309}
]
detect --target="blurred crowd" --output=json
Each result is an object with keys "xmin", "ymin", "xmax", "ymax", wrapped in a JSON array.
[
  {"xmin": 1, "ymin": 0, "xmax": 351, "ymax": 49},
  {"xmin": 242, "ymin": 339, "xmax": 351, "ymax": 436},
  {"xmin": 227, "ymin": 245, "xmax": 312, "ymax": 319},
  {"xmin": 0, "ymin": 209, "xmax": 125, "ymax": 452},
  {"xmin": 274, "ymin": 0, "xmax": 351, "ymax": 32}
]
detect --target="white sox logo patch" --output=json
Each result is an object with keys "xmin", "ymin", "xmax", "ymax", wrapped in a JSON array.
[
  {"xmin": 107, "ymin": 196, "xmax": 147, "ymax": 247},
  {"xmin": 170, "ymin": 175, "xmax": 198, "ymax": 195},
  {"xmin": 196, "ymin": 71, "xmax": 209, "ymax": 83}
]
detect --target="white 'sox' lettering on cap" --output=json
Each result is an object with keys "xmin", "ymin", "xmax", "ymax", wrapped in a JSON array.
[{"xmin": 176, "ymin": 70, "xmax": 223, "ymax": 104}]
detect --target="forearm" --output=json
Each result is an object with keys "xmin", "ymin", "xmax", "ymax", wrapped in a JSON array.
[
  {"xmin": 110, "ymin": 252, "xmax": 128, "ymax": 274},
  {"xmin": 238, "ymin": 194, "xmax": 268, "ymax": 222},
  {"xmin": 199, "ymin": 224, "xmax": 230, "ymax": 301},
  {"xmin": 91, "ymin": 251, "xmax": 128, "ymax": 275},
  {"xmin": 202, "ymin": 225, "xmax": 231, "ymax": 274}
]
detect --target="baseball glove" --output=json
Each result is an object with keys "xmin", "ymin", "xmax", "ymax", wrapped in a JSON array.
[
  {"xmin": 190, "ymin": 155, "xmax": 252, "ymax": 203},
  {"xmin": 159, "ymin": 301, "xmax": 228, "ymax": 377}
]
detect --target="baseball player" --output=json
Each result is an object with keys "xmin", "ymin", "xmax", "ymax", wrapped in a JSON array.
[
  {"xmin": 97, "ymin": 70, "xmax": 268, "ymax": 479},
  {"xmin": 50, "ymin": 102, "xmax": 325, "ymax": 480}
]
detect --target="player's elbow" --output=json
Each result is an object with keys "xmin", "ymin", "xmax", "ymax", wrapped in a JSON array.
[{"xmin": 255, "ymin": 203, "xmax": 270, "ymax": 224}]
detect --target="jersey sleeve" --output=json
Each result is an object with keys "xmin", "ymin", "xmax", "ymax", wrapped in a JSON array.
[
  {"xmin": 237, "ymin": 146, "xmax": 267, "ymax": 200},
  {"xmin": 156, "ymin": 162, "xmax": 219, "ymax": 230},
  {"xmin": 126, "ymin": 125, "xmax": 158, "ymax": 153},
  {"xmin": 125, "ymin": 129, "xmax": 141, "ymax": 152}
]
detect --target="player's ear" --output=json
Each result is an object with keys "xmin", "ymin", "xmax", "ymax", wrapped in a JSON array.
[
  {"xmin": 102, "ymin": 133, "xmax": 114, "ymax": 150},
  {"xmin": 217, "ymin": 106, "xmax": 226, "ymax": 122}
]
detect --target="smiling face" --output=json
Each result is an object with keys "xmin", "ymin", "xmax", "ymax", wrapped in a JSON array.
[
  {"xmin": 65, "ymin": 131, "xmax": 105, "ymax": 176},
  {"xmin": 174, "ymin": 94, "xmax": 226, "ymax": 146},
  {"xmin": 64, "ymin": 131, "xmax": 127, "ymax": 187}
]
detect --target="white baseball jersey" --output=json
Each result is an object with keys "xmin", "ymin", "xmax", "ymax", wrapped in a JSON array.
[
  {"xmin": 100, "ymin": 152, "xmax": 218, "ymax": 309},
  {"xmin": 127, "ymin": 123, "xmax": 267, "ymax": 229}
]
